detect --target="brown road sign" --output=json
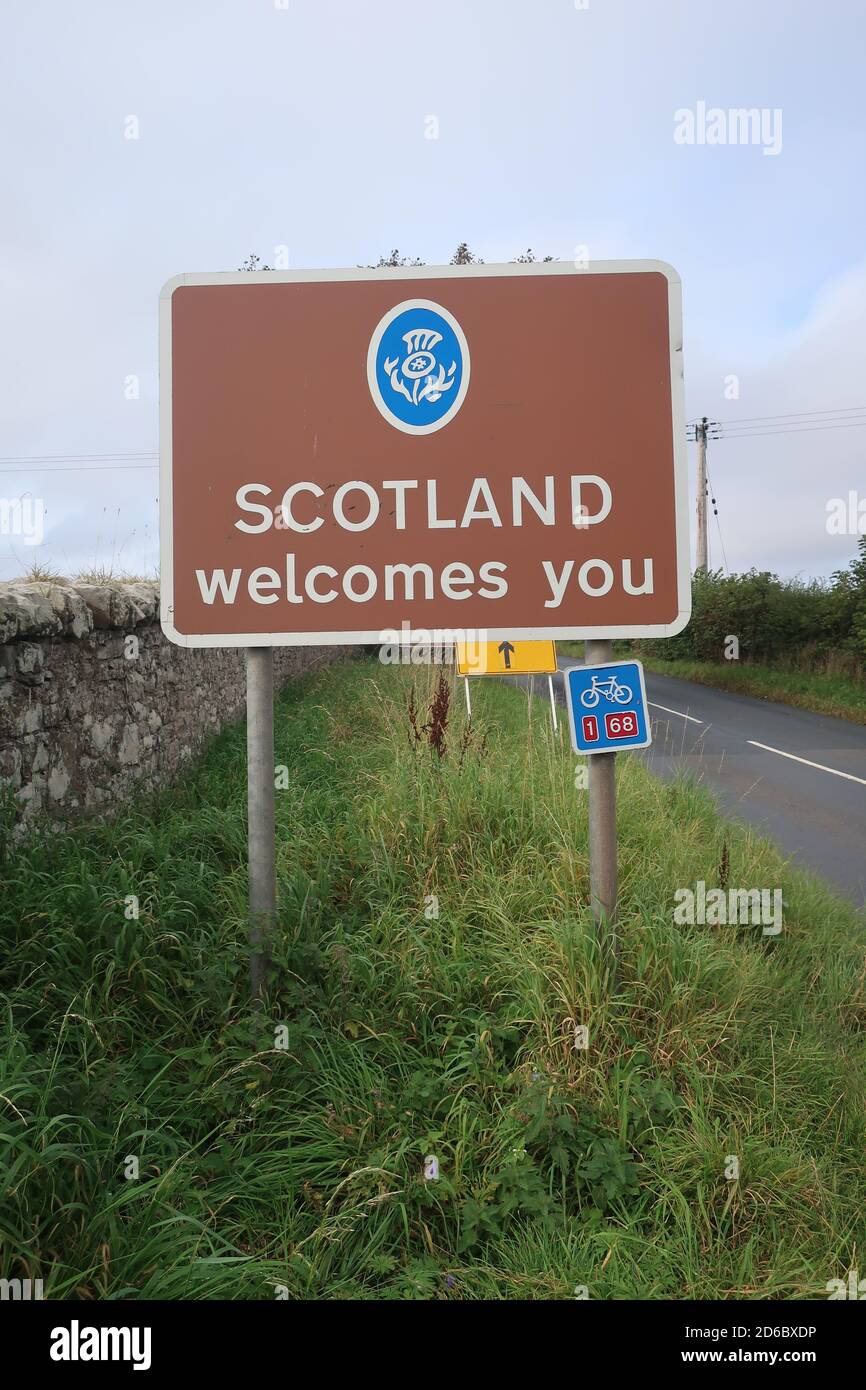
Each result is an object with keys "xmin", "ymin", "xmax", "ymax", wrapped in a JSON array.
[
  {"xmin": 456, "ymin": 639, "xmax": 557, "ymax": 676},
  {"xmin": 159, "ymin": 262, "xmax": 689, "ymax": 647}
]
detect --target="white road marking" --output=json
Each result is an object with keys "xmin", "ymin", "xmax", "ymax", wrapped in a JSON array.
[
  {"xmin": 649, "ymin": 701, "xmax": 703, "ymax": 725},
  {"xmin": 747, "ymin": 740, "xmax": 866, "ymax": 787}
]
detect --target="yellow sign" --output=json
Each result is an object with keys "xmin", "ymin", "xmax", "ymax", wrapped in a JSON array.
[{"xmin": 456, "ymin": 640, "xmax": 558, "ymax": 677}]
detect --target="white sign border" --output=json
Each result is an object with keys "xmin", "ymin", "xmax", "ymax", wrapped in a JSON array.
[{"xmin": 159, "ymin": 260, "xmax": 690, "ymax": 648}]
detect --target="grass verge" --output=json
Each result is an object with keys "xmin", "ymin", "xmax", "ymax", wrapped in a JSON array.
[
  {"xmin": 1, "ymin": 658, "xmax": 864, "ymax": 1300},
  {"xmin": 635, "ymin": 656, "xmax": 866, "ymax": 724},
  {"xmin": 559, "ymin": 643, "xmax": 866, "ymax": 724}
]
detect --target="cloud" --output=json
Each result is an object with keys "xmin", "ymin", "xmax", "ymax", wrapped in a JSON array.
[{"xmin": 684, "ymin": 260, "xmax": 866, "ymax": 580}]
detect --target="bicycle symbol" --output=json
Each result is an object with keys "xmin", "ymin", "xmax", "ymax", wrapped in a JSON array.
[{"xmin": 579, "ymin": 674, "xmax": 633, "ymax": 708}]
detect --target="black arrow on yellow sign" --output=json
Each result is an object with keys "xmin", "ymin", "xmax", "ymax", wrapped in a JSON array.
[{"xmin": 497, "ymin": 640, "xmax": 515, "ymax": 669}]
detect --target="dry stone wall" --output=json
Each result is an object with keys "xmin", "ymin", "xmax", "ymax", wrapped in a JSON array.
[{"xmin": 0, "ymin": 580, "xmax": 350, "ymax": 830}]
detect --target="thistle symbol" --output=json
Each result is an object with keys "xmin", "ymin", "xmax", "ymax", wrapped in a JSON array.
[
  {"xmin": 384, "ymin": 327, "xmax": 457, "ymax": 406},
  {"xmin": 369, "ymin": 300, "xmax": 468, "ymax": 433}
]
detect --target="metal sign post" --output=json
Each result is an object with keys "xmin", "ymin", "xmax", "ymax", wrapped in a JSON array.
[
  {"xmin": 585, "ymin": 639, "xmax": 617, "ymax": 981},
  {"xmin": 246, "ymin": 647, "xmax": 276, "ymax": 1000},
  {"xmin": 564, "ymin": 649, "xmax": 651, "ymax": 987}
]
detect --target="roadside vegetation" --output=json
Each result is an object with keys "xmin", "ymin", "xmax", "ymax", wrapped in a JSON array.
[
  {"xmin": 634, "ymin": 654, "xmax": 866, "ymax": 723},
  {"xmin": 627, "ymin": 542, "xmax": 866, "ymax": 721},
  {"xmin": 17, "ymin": 564, "xmax": 157, "ymax": 585},
  {"xmin": 1, "ymin": 659, "xmax": 863, "ymax": 1299}
]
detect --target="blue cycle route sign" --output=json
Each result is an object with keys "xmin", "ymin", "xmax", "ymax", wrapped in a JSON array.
[{"xmin": 564, "ymin": 659, "xmax": 651, "ymax": 754}]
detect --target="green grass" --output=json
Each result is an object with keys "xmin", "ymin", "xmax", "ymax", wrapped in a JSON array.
[
  {"xmin": 558, "ymin": 642, "xmax": 866, "ymax": 724},
  {"xmin": 635, "ymin": 655, "xmax": 866, "ymax": 724},
  {"xmin": 1, "ymin": 658, "xmax": 864, "ymax": 1300}
]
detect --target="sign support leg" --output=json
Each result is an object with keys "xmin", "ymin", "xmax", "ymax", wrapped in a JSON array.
[
  {"xmin": 247, "ymin": 646, "xmax": 276, "ymax": 1001},
  {"xmin": 464, "ymin": 676, "xmax": 472, "ymax": 721},
  {"xmin": 585, "ymin": 639, "xmax": 618, "ymax": 982},
  {"xmin": 547, "ymin": 674, "xmax": 558, "ymax": 733}
]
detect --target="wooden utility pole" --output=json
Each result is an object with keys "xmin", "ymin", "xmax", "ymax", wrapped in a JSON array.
[{"xmin": 695, "ymin": 416, "xmax": 708, "ymax": 572}]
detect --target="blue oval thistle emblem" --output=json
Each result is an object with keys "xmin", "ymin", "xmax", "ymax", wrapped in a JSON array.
[{"xmin": 367, "ymin": 299, "xmax": 470, "ymax": 434}]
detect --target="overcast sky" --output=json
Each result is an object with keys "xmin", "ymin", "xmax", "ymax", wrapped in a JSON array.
[{"xmin": 2, "ymin": 0, "xmax": 864, "ymax": 583}]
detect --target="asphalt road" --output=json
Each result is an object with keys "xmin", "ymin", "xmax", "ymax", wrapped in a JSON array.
[{"xmin": 542, "ymin": 662, "xmax": 866, "ymax": 909}]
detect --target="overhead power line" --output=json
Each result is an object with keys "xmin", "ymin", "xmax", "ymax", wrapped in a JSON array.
[
  {"xmin": 686, "ymin": 405, "xmax": 866, "ymax": 441},
  {"xmin": 705, "ymin": 462, "xmax": 729, "ymax": 575},
  {"xmin": 0, "ymin": 462, "xmax": 158, "ymax": 474},
  {"xmin": 713, "ymin": 420, "xmax": 866, "ymax": 440},
  {"xmin": 0, "ymin": 449, "xmax": 158, "ymax": 475},
  {"xmin": 699, "ymin": 405, "xmax": 866, "ymax": 426},
  {"xmin": 0, "ymin": 451, "xmax": 157, "ymax": 463}
]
